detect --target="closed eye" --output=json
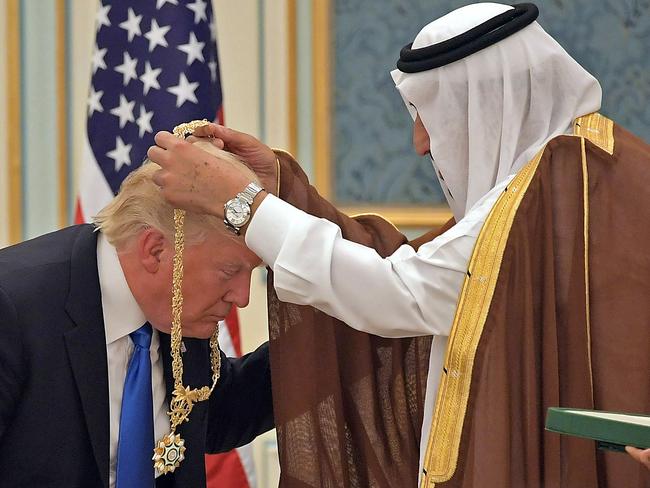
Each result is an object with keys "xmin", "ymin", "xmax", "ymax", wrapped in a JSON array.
[{"xmin": 220, "ymin": 265, "xmax": 241, "ymax": 279}]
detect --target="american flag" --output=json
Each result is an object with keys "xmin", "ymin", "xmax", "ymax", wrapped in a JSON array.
[{"xmin": 76, "ymin": 1, "xmax": 256, "ymax": 487}]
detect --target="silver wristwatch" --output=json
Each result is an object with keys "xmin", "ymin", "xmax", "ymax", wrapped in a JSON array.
[{"xmin": 223, "ymin": 182, "xmax": 264, "ymax": 235}]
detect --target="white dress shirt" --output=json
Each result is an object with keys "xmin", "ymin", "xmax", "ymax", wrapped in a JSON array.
[
  {"xmin": 245, "ymin": 175, "xmax": 512, "ymax": 477},
  {"xmin": 96, "ymin": 233, "xmax": 170, "ymax": 487}
]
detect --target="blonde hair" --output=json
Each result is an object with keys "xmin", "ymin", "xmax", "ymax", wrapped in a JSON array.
[{"xmin": 94, "ymin": 145, "xmax": 243, "ymax": 249}]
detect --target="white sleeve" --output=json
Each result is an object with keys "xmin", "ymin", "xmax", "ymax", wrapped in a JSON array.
[{"xmin": 246, "ymin": 190, "xmax": 500, "ymax": 338}]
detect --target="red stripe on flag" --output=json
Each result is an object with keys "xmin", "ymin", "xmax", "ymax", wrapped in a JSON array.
[
  {"xmin": 74, "ymin": 199, "xmax": 85, "ymax": 225},
  {"xmin": 224, "ymin": 307, "xmax": 243, "ymax": 357},
  {"xmin": 206, "ymin": 450, "xmax": 250, "ymax": 488}
]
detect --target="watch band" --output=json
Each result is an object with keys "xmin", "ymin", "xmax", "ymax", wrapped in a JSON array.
[{"xmin": 238, "ymin": 182, "xmax": 264, "ymax": 204}]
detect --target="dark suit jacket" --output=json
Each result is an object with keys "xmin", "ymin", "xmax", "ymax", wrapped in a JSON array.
[{"xmin": 0, "ymin": 224, "xmax": 274, "ymax": 487}]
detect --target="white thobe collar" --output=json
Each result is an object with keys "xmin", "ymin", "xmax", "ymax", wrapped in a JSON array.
[{"xmin": 96, "ymin": 232, "xmax": 147, "ymax": 344}]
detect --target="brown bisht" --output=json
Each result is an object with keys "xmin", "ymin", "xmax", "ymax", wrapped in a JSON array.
[
  {"xmin": 420, "ymin": 113, "xmax": 650, "ymax": 488},
  {"xmin": 266, "ymin": 149, "xmax": 452, "ymax": 487}
]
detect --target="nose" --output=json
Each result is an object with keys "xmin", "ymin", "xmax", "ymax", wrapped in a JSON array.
[
  {"xmin": 412, "ymin": 114, "xmax": 430, "ymax": 156},
  {"xmin": 224, "ymin": 272, "xmax": 251, "ymax": 308}
]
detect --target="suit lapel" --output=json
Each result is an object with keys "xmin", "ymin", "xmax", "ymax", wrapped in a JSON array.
[
  {"xmin": 160, "ymin": 335, "xmax": 211, "ymax": 486},
  {"xmin": 63, "ymin": 225, "xmax": 110, "ymax": 488},
  {"xmin": 160, "ymin": 334, "xmax": 173, "ymax": 398}
]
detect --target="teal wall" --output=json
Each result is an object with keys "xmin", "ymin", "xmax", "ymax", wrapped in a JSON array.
[
  {"xmin": 296, "ymin": 0, "xmax": 314, "ymax": 178},
  {"xmin": 21, "ymin": 0, "xmax": 64, "ymax": 239},
  {"xmin": 8, "ymin": 0, "xmax": 73, "ymax": 242}
]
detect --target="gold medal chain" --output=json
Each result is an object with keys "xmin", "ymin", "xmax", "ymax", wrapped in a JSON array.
[
  {"xmin": 168, "ymin": 201, "xmax": 222, "ymax": 430},
  {"xmin": 153, "ymin": 120, "xmax": 221, "ymax": 475}
]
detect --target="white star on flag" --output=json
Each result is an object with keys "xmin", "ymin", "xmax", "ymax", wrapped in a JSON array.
[
  {"xmin": 106, "ymin": 136, "xmax": 133, "ymax": 172},
  {"xmin": 167, "ymin": 73, "xmax": 199, "ymax": 107},
  {"xmin": 178, "ymin": 32, "xmax": 205, "ymax": 65},
  {"xmin": 136, "ymin": 105, "xmax": 154, "ymax": 138},
  {"xmin": 87, "ymin": 87, "xmax": 104, "ymax": 116},
  {"xmin": 96, "ymin": 4, "xmax": 111, "ymax": 31},
  {"xmin": 115, "ymin": 52, "xmax": 139, "ymax": 87},
  {"xmin": 186, "ymin": 0, "xmax": 208, "ymax": 24},
  {"xmin": 119, "ymin": 8, "xmax": 142, "ymax": 42},
  {"xmin": 208, "ymin": 60, "xmax": 217, "ymax": 81},
  {"xmin": 91, "ymin": 46, "xmax": 107, "ymax": 74},
  {"xmin": 144, "ymin": 19, "xmax": 171, "ymax": 52},
  {"xmin": 140, "ymin": 61, "xmax": 162, "ymax": 95},
  {"xmin": 110, "ymin": 94, "xmax": 135, "ymax": 128},
  {"xmin": 156, "ymin": 0, "xmax": 178, "ymax": 8},
  {"xmin": 209, "ymin": 21, "xmax": 217, "ymax": 42}
]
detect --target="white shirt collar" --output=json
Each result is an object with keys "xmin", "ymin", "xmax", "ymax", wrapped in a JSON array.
[{"xmin": 97, "ymin": 232, "xmax": 147, "ymax": 344}]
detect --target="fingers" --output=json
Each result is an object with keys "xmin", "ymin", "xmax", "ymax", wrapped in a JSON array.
[
  {"xmin": 149, "ymin": 130, "xmax": 206, "ymax": 168},
  {"xmin": 148, "ymin": 129, "xmax": 242, "ymax": 178},
  {"xmin": 626, "ymin": 446, "xmax": 642, "ymax": 460},
  {"xmin": 626, "ymin": 446, "xmax": 650, "ymax": 468},
  {"xmin": 148, "ymin": 131, "xmax": 188, "ymax": 169},
  {"xmin": 204, "ymin": 124, "xmax": 253, "ymax": 150},
  {"xmin": 153, "ymin": 131, "xmax": 178, "ymax": 149},
  {"xmin": 192, "ymin": 123, "xmax": 237, "ymax": 142},
  {"xmin": 192, "ymin": 123, "xmax": 221, "ymax": 138},
  {"xmin": 147, "ymin": 145, "xmax": 170, "ymax": 168},
  {"xmin": 191, "ymin": 126, "xmax": 225, "ymax": 148},
  {"xmin": 187, "ymin": 134, "xmax": 225, "ymax": 150}
]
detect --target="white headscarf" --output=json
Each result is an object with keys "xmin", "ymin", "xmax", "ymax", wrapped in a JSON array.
[{"xmin": 391, "ymin": 2, "xmax": 602, "ymax": 220}]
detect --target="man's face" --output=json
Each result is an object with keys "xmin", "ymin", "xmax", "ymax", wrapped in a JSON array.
[
  {"xmin": 147, "ymin": 230, "xmax": 261, "ymax": 339},
  {"xmin": 412, "ymin": 113, "xmax": 430, "ymax": 156}
]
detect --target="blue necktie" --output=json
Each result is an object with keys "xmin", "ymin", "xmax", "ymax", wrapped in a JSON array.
[{"xmin": 116, "ymin": 323, "xmax": 154, "ymax": 488}]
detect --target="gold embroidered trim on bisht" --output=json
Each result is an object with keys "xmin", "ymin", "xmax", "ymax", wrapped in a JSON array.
[
  {"xmin": 580, "ymin": 136, "xmax": 595, "ymax": 404},
  {"xmin": 573, "ymin": 112, "xmax": 615, "ymax": 155},
  {"xmin": 574, "ymin": 114, "xmax": 610, "ymax": 403},
  {"xmin": 420, "ymin": 148, "xmax": 545, "ymax": 488}
]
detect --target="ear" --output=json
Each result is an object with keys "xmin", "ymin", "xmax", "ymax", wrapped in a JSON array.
[{"xmin": 137, "ymin": 228, "xmax": 169, "ymax": 274}]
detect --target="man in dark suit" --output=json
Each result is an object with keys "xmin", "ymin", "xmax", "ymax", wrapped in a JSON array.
[{"xmin": 0, "ymin": 152, "xmax": 273, "ymax": 487}]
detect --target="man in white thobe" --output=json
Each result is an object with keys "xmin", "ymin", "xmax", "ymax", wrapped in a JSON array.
[{"xmin": 147, "ymin": 4, "xmax": 649, "ymax": 487}]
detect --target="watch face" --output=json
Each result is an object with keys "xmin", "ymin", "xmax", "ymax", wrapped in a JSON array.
[{"xmin": 225, "ymin": 198, "xmax": 250, "ymax": 226}]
